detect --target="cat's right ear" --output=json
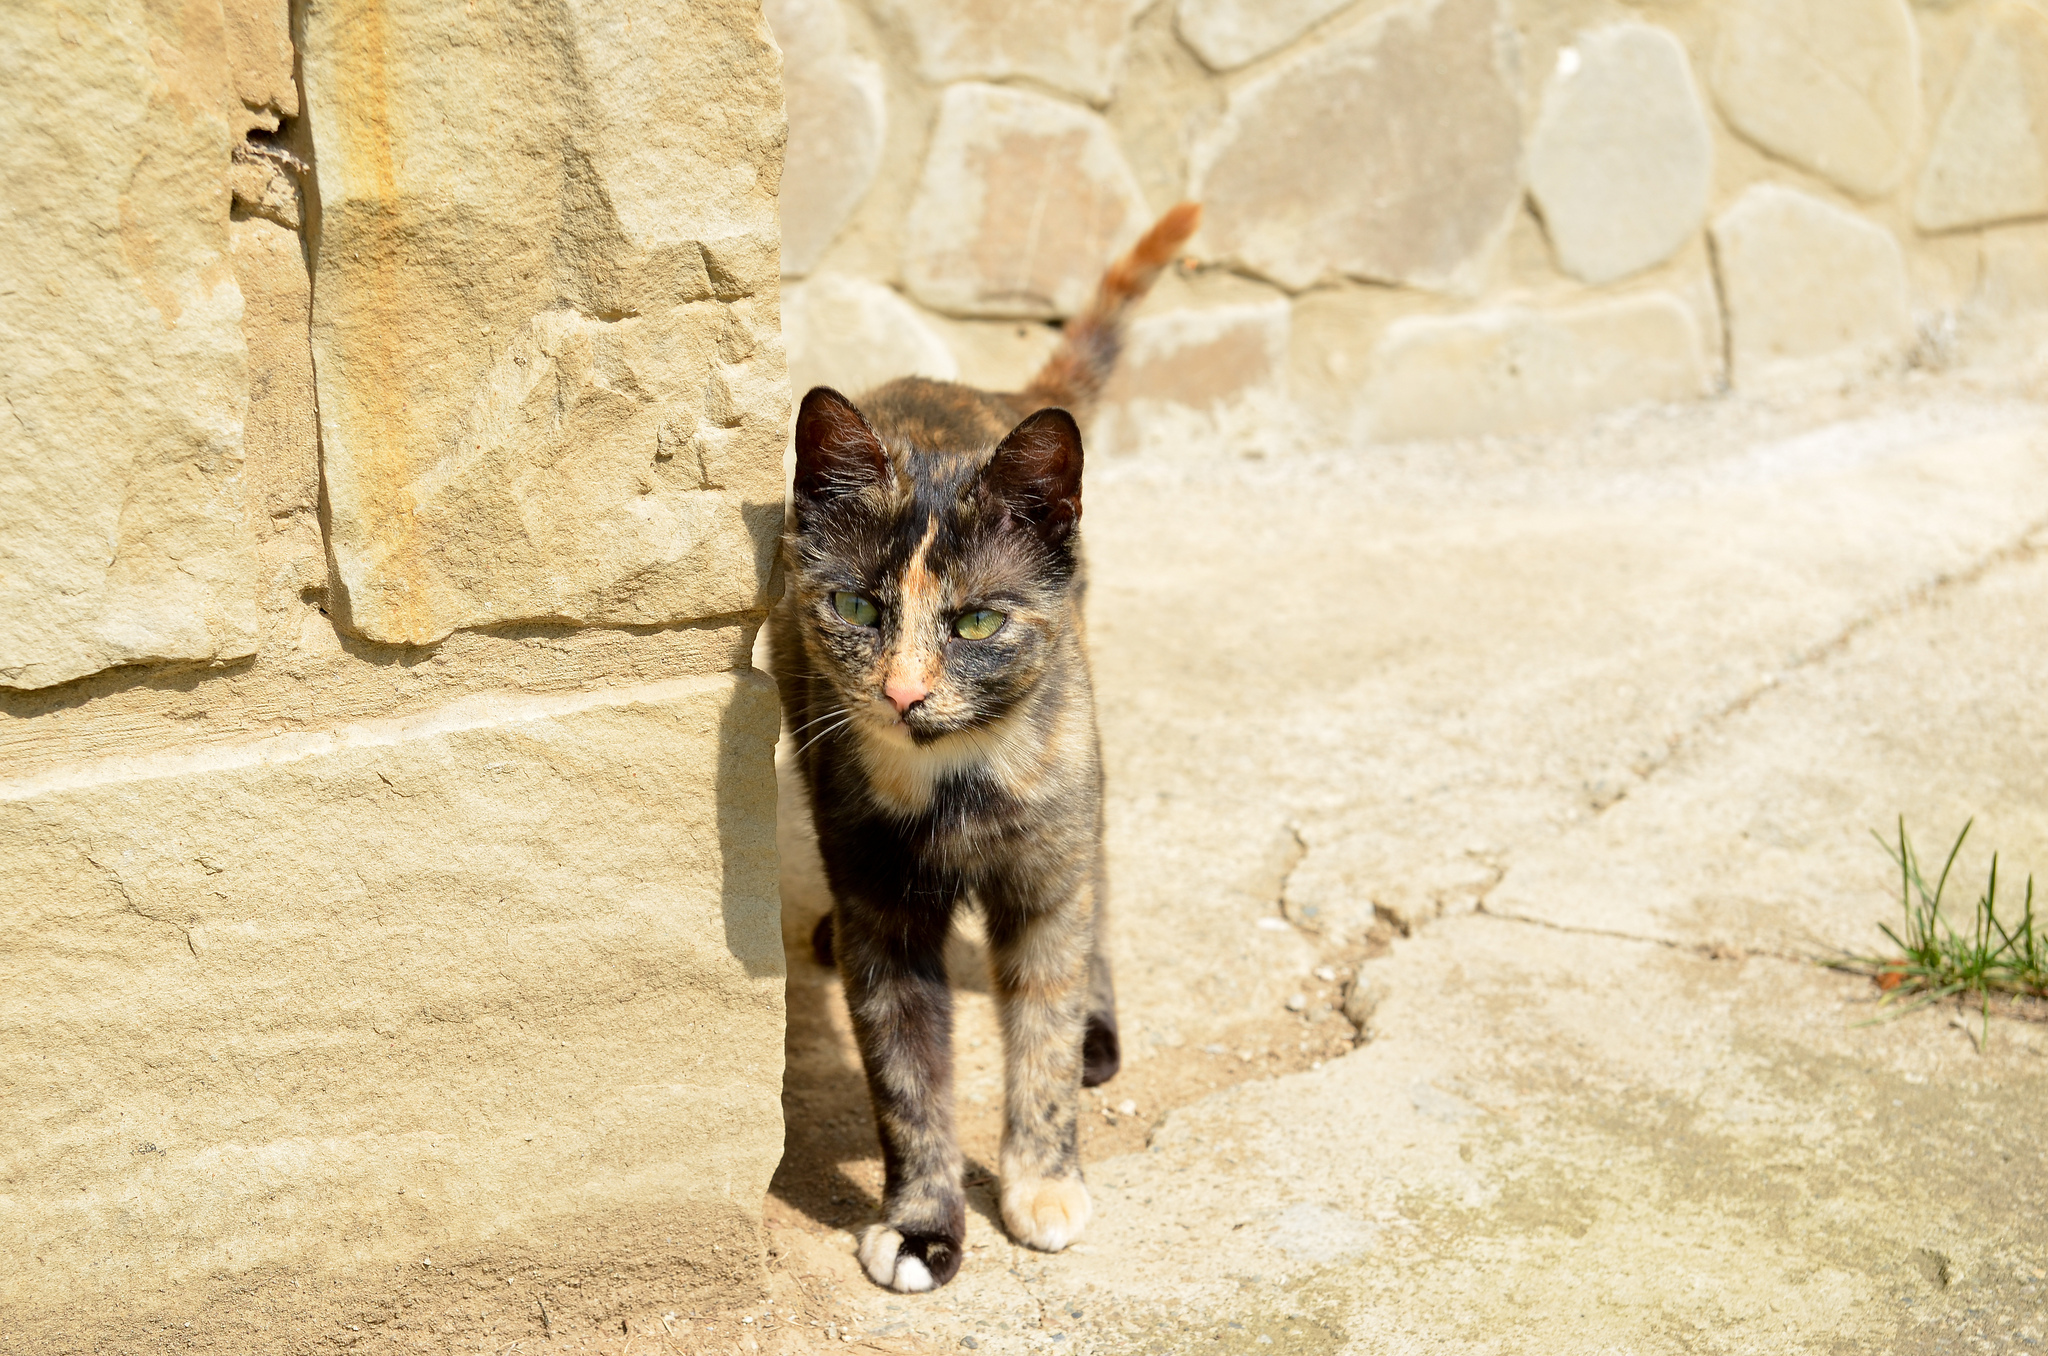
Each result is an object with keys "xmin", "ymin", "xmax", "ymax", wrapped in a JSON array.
[{"xmin": 793, "ymin": 387, "xmax": 890, "ymax": 505}]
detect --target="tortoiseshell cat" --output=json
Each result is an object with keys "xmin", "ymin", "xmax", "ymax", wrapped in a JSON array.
[{"xmin": 771, "ymin": 204, "xmax": 1200, "ymax": 1292}]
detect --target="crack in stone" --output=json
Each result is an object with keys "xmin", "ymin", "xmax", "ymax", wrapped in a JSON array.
[
  {"xmin": 1604, "ymin": 514, "xmax": 2048, "ymax": 814},
  {"xmin": 1474, "ymin": 902, "xmax": 1809, "ymax": 966}
]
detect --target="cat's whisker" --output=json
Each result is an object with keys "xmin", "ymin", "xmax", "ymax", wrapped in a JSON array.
[{"xmin": 793, "ymin": 710, "xmax": 857, "ymax": 758}]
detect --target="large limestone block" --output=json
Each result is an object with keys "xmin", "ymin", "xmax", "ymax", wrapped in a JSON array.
[
  {"xmin": 768, "ymin": 0, "xmax": 887, "ymax": 276},
  {"xmin": 1529, "ymin": 24, "xmax": 1712, "ymax": 286},
  {"xmin": 302, "ymin": 0, "xmax": 788, "ymax": 647},
  {"xmin": 1, "ymin": 672, "xmax": 784, "ymax": 1341},
  {"xmin": 1710, "ymin": 0, "xmax": 1921, "ymax": 198},
  {"xmin": 0, "ymin": 1, "xmax": 261, "ymax": 692},
  {"xmin": 785, "ymin": 274, "xmax": 960, "ymax": 399},
  {"xmin": 903, "ymin": 83, "xmax": 1152, "ymax": 319},
  {"xmin": 1915, "ymin": 4, "xmax": 2048, "ymax": 232},
  {"xmin": 872, "ymin": 0, "xmax": 1148, "ymax": 104},
  {"xmin": 1365, "ymin": 293, "xmax": 1710, "ymax": 442},
  {"xmin": 1711, "ymin": 185, "xmax": 1914, "ymax": 389},
  {"xmin": 1175, "ymin": 0, "xmax": 1360, "ymax": 71},
  {"xmin": 1092, "ymin": 300, "xmax": 1293, "ymax": 456},
  {"xmin": 1190, "ymin": 0, "xmax": 1522, "ymax": 293}
]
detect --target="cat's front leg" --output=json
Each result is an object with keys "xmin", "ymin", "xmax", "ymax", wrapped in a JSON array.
[
  {"xmin": 834, "ymin": 899, "xmax": 967, "ymax": 1292},
  {"xmin": 984, "ymin": 883, "xmax": 1096, "ymax": 1252}
]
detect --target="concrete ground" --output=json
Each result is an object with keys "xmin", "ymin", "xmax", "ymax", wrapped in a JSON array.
[{"xmin": 731, "ymin": 369, "xmax": 2048, "ymax": 1355}]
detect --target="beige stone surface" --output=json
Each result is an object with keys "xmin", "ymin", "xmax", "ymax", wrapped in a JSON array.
[
  {"xmin": 871, "ymin": 0, "xmax": 1148, "ymax": 104},
  {"xmin": 1, "ymin": 671, "xmax": 784, "ymax": 1348},
  {"xmin": 1528, "ymin": 24, "xmax": 1712, "ymax": 286},
  {"xmin": 1977, "ymin": 223, "xmax": 2048, "ymax": 321},
  {"xmin": 302, "ymin": 0, "xmax": 788, "ymax": 647},
  {"xmin": 1091, "ymin": 300, "xmax": 1293, "ymax": 457},
  {"xmin": 1712, "ymin": 185, "xmax": 1914, "ymax": 389},
  {"xmin": 764, "ymin": 381, "xmax": 2048, "ymax": 1354},
  {"xmin": 0, "ymin": 1, "xmax": 261, "ymax": 693},
  {"xmin": 1365, "ymin": 293, "xmax": 1710, "ymax": 441},
  {"xmin": 1174, "ymin": 0, "xmax": 1362, "ymax": 71},
  {"xmin": 1710, "ymin": 0, "xmax": 1921, "ymax": 198},
  {"xmin": 221, "ymin": 0, "xmax": 295, "ymax": 126},
  {"xmin": 1916, "ymin": 4, "xmax": 2048, "ymax": 233},
  {"xmin": 785, "ymin": 273, "xmax": 959, "ymax": 399},
  {"xmin": 1190, "ymin": 0, "xmax": 1522, "ymax": 293},
  {"xmin": 902, "ymin": 82, "xmax": 1152, "ymax": 319},
  {"xmin": 768, "ymin": 0, "xmax": 887, "ymax": 277}
]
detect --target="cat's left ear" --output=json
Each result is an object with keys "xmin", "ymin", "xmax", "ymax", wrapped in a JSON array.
[{"xmin": 982, "ymin": 407, "xmax": 1083, "ymax": 546}]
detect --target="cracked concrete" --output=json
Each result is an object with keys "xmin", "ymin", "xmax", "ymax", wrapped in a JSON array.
[{"xmin": 710, "ymin": 372, "xmax": 2048, "ymax": 1356}]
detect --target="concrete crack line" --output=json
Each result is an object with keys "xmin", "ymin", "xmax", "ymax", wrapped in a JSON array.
[
  {"xmin": 1612, "ymin": 514, "xmax": 2048, "ymax": 808},
  {"xmin": 1474, "ymin": 903, "xmax": 1808, "ymax": 966}
]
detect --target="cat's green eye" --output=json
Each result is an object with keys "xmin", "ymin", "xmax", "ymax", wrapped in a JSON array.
[
  {"xmin": 832, "ymin": 592, "xmax": 879, "ymax": 627},
  {"xmin": 953, "ymin": 608, "xmax": 1006, "ymax": 640}
]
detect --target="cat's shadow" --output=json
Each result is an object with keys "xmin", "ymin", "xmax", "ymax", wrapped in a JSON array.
[{"xmin": 768, "ymin": 760, "xmax": 1003, "ymax": 1234}]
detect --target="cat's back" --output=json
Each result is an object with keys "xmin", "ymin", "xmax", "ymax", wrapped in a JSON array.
[{"xmin": 856, "ymin": 376, "xmax": 1040, "ymax": 462}]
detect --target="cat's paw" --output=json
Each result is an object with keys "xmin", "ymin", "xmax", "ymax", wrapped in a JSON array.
[
  {"xmin": 1000, "ymin": 1176, "xmax": 1092, "ymax": 1252},
  {"xmin": 1081, "ymin": 1013, "xmax": 1120, "ymax": 1087},
  {"xmin": 857, "ymin": 1224, "xmax": 961, "ymax": 1292}
]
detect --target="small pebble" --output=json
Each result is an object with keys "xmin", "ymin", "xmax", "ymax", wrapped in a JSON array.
[
  {"xmin": 1116, "ymin": 1099, "xmax": 1137, "ymax": 1116},
  {"xmin": 1285, "ymin": 993, "xmax": 1308, "ymax": 1012},
  {"xmin": 1314, "ymin": 966, "xmax": 1337, "ymax": 982}
]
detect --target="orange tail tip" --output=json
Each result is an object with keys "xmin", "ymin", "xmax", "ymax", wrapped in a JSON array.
[{"xmin": 1023, "ymin": 202, "xmax": 1203, "ymax": 414}]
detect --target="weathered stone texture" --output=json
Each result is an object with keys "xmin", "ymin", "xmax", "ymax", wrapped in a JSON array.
[
  {"xmin": 303, "ymin": 0, "xmax": 788, "ymax": 647},
  {"xmin": 1092, "ymin": 301, "xmax": 1292, "ymax": 456},
  {"xmin": 1711, "ymin": 185, "xmax": 1914, "ymax": 388},
  {"xmin": 1710, "ymin": 0, "xmax": 1921, "ymax": 198},
  {"xmin": 903, "ymin": 83, "xmax": 1152, "ymax": 319},
  {"xmin": 221, "ymin": 0, "xmax": 296, "ymax": 127},
  {"xmin": 1529, "ymin": 24, "xmax": 1712, "ymax": 285},
  {"xmin": 0, "ymin": 2, "xmax": 261, "ymax": 692},
  {"xmin": 1191, "ymin": 0, "xmax": 1521, "ymax": 293},
  {"xmin": 1175, "ymin": 0, "xmax": 1360, "ymax": 71},
  {"xmin": 1915, "ymin": 4, "xmax": 2048, "ymax": 232},
  {"xmin": 1366, "ymin": 294, "xmax": 1710, "ymax": 441},
  {"xmin": 786, "ymin": 274, "xmax": 960, "ymax": 399},
  {"xmin": 1976, "ymin": 226, "xmax": 2048, "ymax": 321},
  {"xmin": 0, "ymin": 673, "xmax": 784, "ymax": 1339},
  {"xmin": 873, "ymin": 0, "xmax": 1147, "ymax": 103},
  {"xmin": 768, "ymin": 0, "xmax": 887, "ymax": 276}
]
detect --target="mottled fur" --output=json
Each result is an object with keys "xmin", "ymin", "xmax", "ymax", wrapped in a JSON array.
[{"xmin": 771, "ymin": 205, "xmax": 1198, "ymax": 1293}]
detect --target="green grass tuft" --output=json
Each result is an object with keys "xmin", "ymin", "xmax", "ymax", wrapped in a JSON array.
[{"xmin": 1832, "ymin": 818, "xmax": 2046, "ymax": 1040}]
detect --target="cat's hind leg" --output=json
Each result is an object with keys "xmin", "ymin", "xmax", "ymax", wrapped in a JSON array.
[
  {"xmin": 1081, "ymin": 874, "xmax": 1119, "ymax": 1087},
  {"xmin": 835, "ymin": 898, "xmax": 966, "ymax": 1291}
]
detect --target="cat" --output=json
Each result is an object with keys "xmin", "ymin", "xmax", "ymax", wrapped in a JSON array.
[{"xmin": 770, "ymin": 202, "xmax": 1201, "ymax": 1293}]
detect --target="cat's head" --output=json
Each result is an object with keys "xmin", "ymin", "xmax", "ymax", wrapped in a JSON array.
[{"xmin": 784, "ymin": 386, "xmax": 1084, "ymax": 749}]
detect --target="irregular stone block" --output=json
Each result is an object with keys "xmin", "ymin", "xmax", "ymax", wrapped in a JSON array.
[
  {"xmin": 1976, "ymin": 225, "xmax": 2048, "ymax": 320},
  {"xmin": 303, "ymin": 0, "xmax": 788, "ymax": 647},
  {"xmin": 0, "ymin": 1, "xmax": 261, "ymax": 691},
  {"xmin": 1710, "ymin": 185, "xmax": 1914, "ymax": 388},
  {"xmin": 1365, "ymin": 293, "xmax": 1710, "ymax": 441},
  {"xmin": 229, "ymin": 220, "xmax": 321, "ymax": 532},
  {"xmin": 0, "ymin": 672, "xmax": 784, "ymax": 1337},
  {"xmin": 1915, "ymin": 4, "xmax": 2048, "ymax": 233},
  {"xmin": 903, "ymin": 83, "xmax": 1152, "ymax": 319},
  {"xmin": 767, "ymin": 0, "xmax": 886, "ymax": 276},
  {"xmin": 785, "ymin": 273, "xmax": 960, "ymax": 399},
  {"xmin": 872, "ymin": 0, "xmax": 1148, "ymax": 104},
  {"xmin": 221, "ymin": 0, "xmax": 296, "ymax": 125},
  {"xmin": 1529, "ymin": 24, "xmax": 1712, "ymax": 286},
  {"xmin": 1191, "ymin": 0, "xmax": 1522, "ymax": 293},
  {"xmin": 1710, "ymin": 0, "xmax": 1921, "ymax": 198},
  {"xmin": 1092, "ymin": 300, "xmax": 1292, "ymax": 456},
  {"xmin": 1175, "ymin": 0, "xmax": 1359, "ymax": 71}
]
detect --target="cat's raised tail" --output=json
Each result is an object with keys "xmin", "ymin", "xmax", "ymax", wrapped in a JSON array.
[{"xmin": 1022, "ymin": 201, "xmax": 1201, "ymax": 417}]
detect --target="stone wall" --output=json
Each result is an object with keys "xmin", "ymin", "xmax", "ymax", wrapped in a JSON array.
[
  {"xmin": 774, "ymin": 0, "xmax": 2048, "ymax": 450},
  {"xmin": 0, "ymin": 0, "xmax": 789, "ymax": 1348}
]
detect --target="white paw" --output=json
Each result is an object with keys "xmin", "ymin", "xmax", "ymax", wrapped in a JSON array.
[
  {"xmin": 857, "ymin": 1225, "xmax": 937, "ymax": 1292},
  {"xmin": 1000, "ymin": 1176, "xmax": 1092, "ymax": 1252}
]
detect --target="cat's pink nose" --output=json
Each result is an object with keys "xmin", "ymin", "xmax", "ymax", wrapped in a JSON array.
[{"xmin": 884, "ymin": 677, "xmax": 928, "ymax": 714}]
